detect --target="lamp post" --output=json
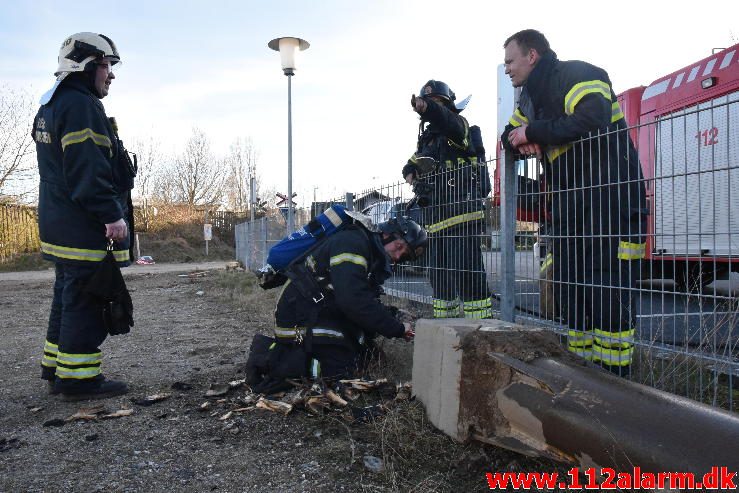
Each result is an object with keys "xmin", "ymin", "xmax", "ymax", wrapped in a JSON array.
[{"xmin": 268, "ymin": 36, "xmax": 310, "ymax": 234}]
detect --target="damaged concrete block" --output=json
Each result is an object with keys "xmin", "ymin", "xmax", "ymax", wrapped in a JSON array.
[
  {"xmin": 412, "ymin": 317, "xmax": 739, "ymax": 476},
  {"xmin": 411, "ymin": 318, "xmax": 479, "ymax": 440}
]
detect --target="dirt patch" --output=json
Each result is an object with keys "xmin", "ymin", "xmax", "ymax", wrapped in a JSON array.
[{"xmin": 1, "ymin": 269, "xmax": 563, "ymax": 492}]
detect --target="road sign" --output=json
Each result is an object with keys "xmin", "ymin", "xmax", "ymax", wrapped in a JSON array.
[{"xmin": 276, "ymin": 192, "xmax": 297, "ymax": 207}]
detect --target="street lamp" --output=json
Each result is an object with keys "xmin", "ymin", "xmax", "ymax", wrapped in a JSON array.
[{"xmin": 268, "ymin": 36, "xmax": 310, "ymax": 234}]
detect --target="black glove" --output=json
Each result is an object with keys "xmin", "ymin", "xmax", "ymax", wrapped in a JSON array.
[{"xmin": 103, "ymin": 292, "xmax": 133, "ymax": 336}]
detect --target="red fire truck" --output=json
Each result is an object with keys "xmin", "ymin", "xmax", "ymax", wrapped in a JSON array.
[{"xmin": 495, "ymin": 43, "xmax": 739, "ymax": 291}]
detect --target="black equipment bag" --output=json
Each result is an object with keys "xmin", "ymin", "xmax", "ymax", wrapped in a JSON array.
[{"xmin": 83, "ymin": 243, "xmax": 134, "ymax": 336}]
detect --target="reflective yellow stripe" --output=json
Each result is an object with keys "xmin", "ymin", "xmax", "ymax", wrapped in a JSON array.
[
  {"xmin": 463, "ymin": 298, "xmax": 492, "ymax": 309},
  {"xmin": 447, "ymin": 119, "xmax": 470, "ymax": 150},
  {"xmin": 42, "ymin": 340, "xmax": 59, "ymax": 367},
  {"xmin": 41, "ymin": 355, "xmax": 57, "ymax": 367},
  {"xmin": 44, "ymin": 340, "xmax": 59, "ymax": 354},
  {"xmin": 540, "ymin": 253, "xmax": 553, "ymax": 273},
  {"xmin": 56, "ymin": 366, "xmax": 102, "ymax": 379},
  {"xmin": 592, "ymin": 345, "xmax": 633, "ymax": 366},
  {"xmin": 568, "ymin": 346, "xmax": 593, "ymax": 360},
  {"xmin": 611, "ymin": 101, "xmax": 624, "ymax": 123},
  {"xmin": 40, "ymin": 241, "xmax": 128, "ymax": 262},
  {"xmin": 60, "ymin": 128, "xmax": 112, "ymax": 152},
  {"xmin": 275, "ymin": 278, "xmax": 292, "ymax": 314},
  {"xmin": 56, "ymin": 351, "xmax": 102, "ymax": 366},
  {"xmin": 546, "ymin": 143, "xmax": 573, "ymax": 162},
  {"xmin": 508, "ymin": 108, "xmax": 529, "ymax": 127},
  {"xmin": 329, "ymin": 253, "xmax": 367, "ymax": 269},
  {"xmin": 564, "ymin": 80, "xmax": 612, "ymax": 115},
  {"xmin": 314, "ymin": 328, "xmax": 346, "ymax": 339},
  {"xmin": 274, "ymin": 327, "xmax": 305, "ymax": 339},
  {"xmin": 433, "ymin": 299, "xmax": 459, "ymax": 309},
  {"xmin": 593, "ymin": 328, "xmax": 635, "ymax": 349},
  {"xmin": 567, "ymin": 329, "xmax": 593, "ymax": 347},
  {"xmin": 274, "ymin": 326, "xmax": 345, "ymax": 340},
  {"xmin": 433, "ymin": 298, "xmax": 459, "ymax": 318},
  {"xmin": 463, "ymin": 307, "xmax": 492, "ymax": 319},
  {"xmin": 427, "ymin": 211, "xmax": 484, "ymax": 233},
  {"xmin": 617, "ymin": 241, "xmax": 646, "ymax": 260}
]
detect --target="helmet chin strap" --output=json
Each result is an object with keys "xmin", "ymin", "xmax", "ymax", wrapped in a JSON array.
[{"xmin": 88, "ymin": 70, "xmax": 101, "ymax": 97}]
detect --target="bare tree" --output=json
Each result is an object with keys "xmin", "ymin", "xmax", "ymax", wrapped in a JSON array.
[
  {"xmin": 0, "ymin": 85, "xmax": 36, "ymax": 200},
  {"xmin": 167, "ymin": 128, "xmax": 226, "ymax": 206},
  {"xmin": 224, "ymin": 137, "xmax": 260, "ymax": 211},
  {"xmin": 127, "ymin": 135, "xmax": 163, "ymax": 201},
  {"xmin": 150, "ymin": 155, "xmax": 178, "ymax": 204}
]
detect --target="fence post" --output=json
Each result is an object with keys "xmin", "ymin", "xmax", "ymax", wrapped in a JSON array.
[
  {"xmin": 500, "ymin": 149, "xmax": 516, "ymax": 322},
  {"xmin": 345, "ymin": 192, "xmax": 354, "ymax": 211},
  {"xmin": 261, "ymin": 217, "xmax": 267, "ymax": 267}
]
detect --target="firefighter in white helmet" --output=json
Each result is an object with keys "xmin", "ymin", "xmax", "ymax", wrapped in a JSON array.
[{"xmin": 34, "ymin": 33, "xmax": 136, "ymax": 400}]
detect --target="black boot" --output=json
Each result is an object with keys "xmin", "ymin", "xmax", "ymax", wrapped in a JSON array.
[
  {"xmin": 601, "ymin": 363, "xmax": 631, "ymax": 378},
  {"xmin": 41, "ymin": 367, "xmax": 59, "ymax": 395},
  {"xmin": 54, "ymin": 375, "xmax": 128, "ymax": 401}
]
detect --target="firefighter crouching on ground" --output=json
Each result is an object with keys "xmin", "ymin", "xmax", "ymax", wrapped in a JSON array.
[
  {"xmin": 403, "ymin": 80, "xmax": 492, "ymax": 319},
  {"xmin": 34, "ymin": 32, "xmax": 135, "ymax": 400},
  {"xmin": 501, "ymin": 29, "xmax": 647, "ymax": 376},
  {"xmin": 248, "ymin": 217, "xmax": 426, "ymax": 394}
]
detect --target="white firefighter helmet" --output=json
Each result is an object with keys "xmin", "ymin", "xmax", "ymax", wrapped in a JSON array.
[{"xmin": 40, "ymin": 32, "xmax": 121, "ymax": 104}]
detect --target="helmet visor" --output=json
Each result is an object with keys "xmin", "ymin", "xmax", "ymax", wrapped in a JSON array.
[{"xmin": 96, "ymin": 57, "xmax": 121, "ymax": 73}]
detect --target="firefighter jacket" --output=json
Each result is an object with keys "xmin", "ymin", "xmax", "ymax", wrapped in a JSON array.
[
  {"xmin": 33, "ymin": 76, "xmax": 134, "ymax": 266},
  {"xmin": 274, "ymin": 225, "xmax": 405, "ymax": 347},
  {"xmin": 402, "ymin": 100, "xmax": 486, "ymax": 233},
  {"xmin": 502, "ymin": 52, "xmax": 647, "ymax": 254}
]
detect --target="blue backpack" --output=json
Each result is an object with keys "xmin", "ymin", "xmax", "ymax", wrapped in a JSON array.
[{"xmin": 258, "ymin": 204, "xmax": 352, "ymax": 289}]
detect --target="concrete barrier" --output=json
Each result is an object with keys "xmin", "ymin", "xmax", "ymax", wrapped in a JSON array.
[{"xmin": 412, "ymin": 318, "xmax": 739, "ymax": 476}]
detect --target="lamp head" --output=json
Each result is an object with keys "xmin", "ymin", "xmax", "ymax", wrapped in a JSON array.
[{"xmin": 268, "ymin": 36, "xmax": 310, "ymax": 75}]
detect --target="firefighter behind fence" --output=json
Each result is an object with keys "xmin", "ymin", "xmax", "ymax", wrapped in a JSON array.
[
  {"xmin": 402, "ymin": 80, "xmax": 492, "ymax": 319},
  {"xmin": 34, "ymin": 33, "xmax": 135, "ymax": 399},
  {"xmin": 501, "ymin": 29, "xmax": 647, "ymax": 376},
  {"xmin": 247, "ymin": 217, "xmax": 425, "ymax": 393}
]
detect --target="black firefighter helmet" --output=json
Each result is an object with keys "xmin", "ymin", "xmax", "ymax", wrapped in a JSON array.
[
  {"xmin": 378, "ymin": 216, "xmax": 428, "ymax": 261},
  {"xmin": 419, "ymin": 80, "xmax": 456, "ymax": 104}
]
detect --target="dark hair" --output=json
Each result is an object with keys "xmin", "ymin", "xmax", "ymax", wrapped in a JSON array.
[{"xmin": 503, "ymin": 29, "xmax": 551, "ymax": 57}]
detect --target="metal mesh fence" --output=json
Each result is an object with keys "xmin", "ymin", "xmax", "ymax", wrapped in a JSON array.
[
  {"xmin": 235, "ymin": 210, "xmax": 312, "ymax": 270},
  {"xmin": 496, "ymin": 96, "xmax": 738, "ymax": 412},
  {"xmin": 234, "ymin": 97, "xmax": 738, "ymax": 411}
]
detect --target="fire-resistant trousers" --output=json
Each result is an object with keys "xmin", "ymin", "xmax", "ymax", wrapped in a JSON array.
[
  {"xmin": 428, "ymin": 221, "xmax": 492, "ymax": 318},
  {"xmin": 553, "ymin": 236, "xmax": 641, "ymax": 373},
  {"xmin": 41, "ymin": 262, "xmax": 107, "ymax": 382}
]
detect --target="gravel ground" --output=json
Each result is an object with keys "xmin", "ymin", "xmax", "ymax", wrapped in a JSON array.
[{"xmin": 0, "ymin": 265, "xmax": 564, "ymax": 492}]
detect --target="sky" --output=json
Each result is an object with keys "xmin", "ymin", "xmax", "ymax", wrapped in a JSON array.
[{"xmin": 1, "ymin": 0, "xmax": 737, "ymax": 208}]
